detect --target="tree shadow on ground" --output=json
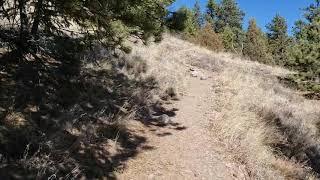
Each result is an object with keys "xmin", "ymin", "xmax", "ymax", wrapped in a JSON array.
[{"xmin": 0, "ymin": 36, "xmax": 185, "ymax": 179}]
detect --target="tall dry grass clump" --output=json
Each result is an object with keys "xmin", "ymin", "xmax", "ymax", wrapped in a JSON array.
[{"xmin": 127, "ymin": 35, "xmax": 190, "ymax": 99}]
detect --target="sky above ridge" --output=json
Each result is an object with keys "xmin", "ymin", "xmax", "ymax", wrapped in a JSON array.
[{"xmin": 169, "ymin": 0, "xmax": 315, "ymax": 34}]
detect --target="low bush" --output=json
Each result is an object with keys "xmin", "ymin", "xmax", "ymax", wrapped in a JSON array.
[{"xmin": 188, "ymin": 24, "xmax": 224, "ymax": 51}]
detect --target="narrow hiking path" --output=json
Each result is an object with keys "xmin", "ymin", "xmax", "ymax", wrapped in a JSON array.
[
  {"xmin": 114, "ymin": 35, "xmax": 317, "ymax": 179},
  {"xmin": 116, "ymin": 68, "xmax": 244, "ymax": 180}
]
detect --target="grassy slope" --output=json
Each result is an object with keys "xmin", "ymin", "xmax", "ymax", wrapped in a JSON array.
[
  {"xmin": 142, "ymin": 34, "xmax": 320, "ymax": 179},
  {"xmin": 1, "ymin": 33, "xmax": 319, "ymax": 179}
]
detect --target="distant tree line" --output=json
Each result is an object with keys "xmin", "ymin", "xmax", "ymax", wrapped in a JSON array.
[{"xmin": 167, "ymin": 0, "xmax": 320, "ymax": 93}]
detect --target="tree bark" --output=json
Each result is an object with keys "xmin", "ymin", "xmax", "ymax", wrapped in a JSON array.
[
  {"xmin": 31, "ymin": 0, "xmax": 43, "ymax": 36},
  {"xmin": 18, "ymin": 0, "xmax": 28, "ymax": 51}
]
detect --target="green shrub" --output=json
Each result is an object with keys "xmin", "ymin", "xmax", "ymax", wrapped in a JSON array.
[{"xmin": 167, "ymin": 6, "xmax": 198, "ymax": 36}]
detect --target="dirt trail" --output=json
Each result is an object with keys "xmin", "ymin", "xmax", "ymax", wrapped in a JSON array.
[{"xmin": 117, "ymin": 68, "xmax": 242, "ymax": 180}]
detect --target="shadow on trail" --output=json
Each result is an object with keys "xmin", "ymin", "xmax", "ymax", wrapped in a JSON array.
[{"xmin": 0, "ymin": 36, "xmax": 186, "ymax": 179}]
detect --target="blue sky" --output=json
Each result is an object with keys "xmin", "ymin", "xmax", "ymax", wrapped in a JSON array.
[{"xmin": 169, "ymin": 0, "xmax": 314, "ymax": 34}]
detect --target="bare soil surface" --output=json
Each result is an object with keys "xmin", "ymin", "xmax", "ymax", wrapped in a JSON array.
[{"xmin": 116, "ymin": 68, "xmax": 246, "ymax": 180}]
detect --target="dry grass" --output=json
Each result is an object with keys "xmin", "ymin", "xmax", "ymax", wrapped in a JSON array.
[
  {"xmin": 127, "ymin": 36, "xmax": 190, "ymax": 99},
  {"xmin": 211, "ymin": 66, "xmax": 320, "ymax": 179},
  {"xmin": 141, "ymin": 34, "xmax": 320, "ymax": 179},
  {"xmin": 200, "ymin": 48, "xmax": 320, "ymax": 178},
  {"xmin": 5, "ymin": 33, "xmax": 316, "ymax": 179},
  {"xmin": 0, "ymin": 36, "xmax": 183, "ymax": 179}
]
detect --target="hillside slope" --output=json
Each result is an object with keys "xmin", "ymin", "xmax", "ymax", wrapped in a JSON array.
[{"xmin": 116, "ymin": 34, "xmax": 320, "ymax": 179}]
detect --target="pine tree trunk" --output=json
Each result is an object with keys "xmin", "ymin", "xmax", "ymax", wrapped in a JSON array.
[
  {"xmin": 31, "ymin": 0, "xmax": 43, "ymax": 37},
  {"xmin": 18, "ymin": 0, "xmax": 28, "ymax": 52}
]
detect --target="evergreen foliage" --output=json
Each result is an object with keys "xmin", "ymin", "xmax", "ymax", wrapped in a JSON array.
[
  {"xmin": 221, "ymin": 25, "xmax": 245, "ymax": 54},
  {"xmin": 221, "ymin": 26, "xmax": 236, "ymax": 52},
  {"xmin": 167, "ymin": 6, "xmax": 198, "ymax": 35},
  {"xmin": 206, "ymin": 0, "xmax": 245, "ymax": 33},
  {"xmin": 206, "ymin": 0, "xmax": 245, "ymax": 53},
  {"xmin": 288, "ymin": 0, "xmax": 320, "ymax": 83},
  {"xmin": 266, "ymin": 14, "xmax": 290, "ymax": 66},
  {"xmin": 243, "ymin": 19, "xmax": 272, "ymax": 63},
  {"xmin": 0, "ymin": 1, "xmax": 177, "ymax": 178},
  {"xmin": 206, "ymin": 0, "xmax": 218, "ymax": 29},
  {"xmin": 193, "ymin": 0, "xmax": 203, "ymax": 28},
  {"xmin": 0, "ymin": 0, "xmax": 174, "ymax": 56}
]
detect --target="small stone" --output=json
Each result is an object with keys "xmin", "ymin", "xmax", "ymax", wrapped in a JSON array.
[
  {"xmin": 106, "ymin": 87, "xmax": 113, "ymax": 93},
  {"xmin": 98, "ymin": 159, "xmax": 106, "ymax": 164},
  {"xmin": 24, "ymin": 53, "xmax": 36, "ymax": 61},
  {"xmin": 200, "ymin": 76, "xmax": 208, "ymax": 80},
  {"xmin": 191, "ymin": 71, "xmax": 199, "ymax": 77},
  {"xmin": 158, "ymin": 114, "xmax": 172, "ymax": 124},
  {"xmin": 85, "ymin": 103, "xmax": 94, "ymax": 109},
  {"xmin": 28, "ymin": 105, "xmax": 39, "ymax": 112}
]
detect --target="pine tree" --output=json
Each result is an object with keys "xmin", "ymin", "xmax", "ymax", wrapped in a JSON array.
[
  {"xmin": 206, "ymin": 0, "xmax": 245, "ymax": 53},
  {"xmin": 221, "ymin": 25, "xmax": 236, "ymax": 52},
  {"xmin": 266, "ymin": 14, "xmax": 289, "ymax": 66},
  {"xmin": 204, "ymin": 0, "xmax": 216, "ymax": 30},
  {"xmin": 211, "ymin": 0, "xmax": 245, "ymax": 33},
  {"xmin": 220, "ymin": 25, "xmax": 245, "ymax": 54},
  {"xmin": 168, "ymin": 6, "xmax": 198, "ymax": 35},
  {"xmin": 243, "ymin": 19, "xmax": 272, "ymax": 64},
  {"xmin": 0, "ymin": 0, "xmax": 174, "ymax": 56},
  {"xmin": 304, "ymin": 0, "xmax": 320, "ymax": 23},
  {"xmin": 288, "ymin": 0, "xmax": 320, "ymax": 83},
  {"xmin": 193, "ymin": 0, "xmax": 203, "ymax": 28},
  {"xmin": 206, "ymin": 0, "xmax": 218, "ymax": 24}
]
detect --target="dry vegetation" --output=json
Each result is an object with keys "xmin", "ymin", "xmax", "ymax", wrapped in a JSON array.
[
  {"xmin": 212, "ymin": 65, "xmax": 320, "ymax": 179},
  {"xmin": 128, "ymin": 37, "xmax": 188, "ymax": 97},
  {"xmin": 144, "ymin": 34, "xmax": 320, "ymax": 179},
  {"xmin": 0, "ymin": 35, "xmax": 183, "ymax": 179},
  {"xmin": 1, "ymin": 32, "xmax": 319, "ymax": 179},
  {"xmin": 187, "ymin": 24, "xmax": 225, "ymax": 52}
]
